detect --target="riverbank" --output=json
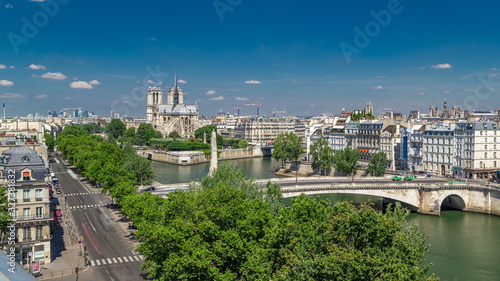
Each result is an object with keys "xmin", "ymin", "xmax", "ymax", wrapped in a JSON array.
[{"xmin": 139, "ymin": 147, "xmax": 264, "ymax": 165}]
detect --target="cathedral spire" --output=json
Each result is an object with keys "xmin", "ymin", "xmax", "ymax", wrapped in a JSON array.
[{"xmin": 174, "ymin": 70, "xmax": 177, "ymax": 89}]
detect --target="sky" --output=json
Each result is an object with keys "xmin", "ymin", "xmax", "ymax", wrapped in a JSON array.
[{"xmin": 0, "ymin": 0, "xmax": 499, "ymax": 118}]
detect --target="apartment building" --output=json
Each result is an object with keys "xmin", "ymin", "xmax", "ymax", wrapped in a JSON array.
[
  {"xmin": 422, "ymin": 126, "xmax": 455, "ymax": 176},
  {"xmin": 234, "ymin": 118, "xmax": 305, "ymax": 145},
  {"xmin": 461, "ymin": 121, "xmax": 500, "ymax": 179},
  {"xmin": 1, "ymin": 147, "xmax": 52, "ymax": 265}
]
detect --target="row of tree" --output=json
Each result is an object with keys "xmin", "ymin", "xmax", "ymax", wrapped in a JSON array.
[
  {"xmin": 56, "ymin": 124, "xmax": 155, "ymax": 202},
  {"xmin": 272, "ymin": 133, "xmax": 388, "ymax": 181},
  {"xmin": 120, "ymin": 162, "xmax": 437, "ymax": 280}
]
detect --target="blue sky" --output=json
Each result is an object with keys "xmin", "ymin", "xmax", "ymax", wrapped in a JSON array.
[{"xmin": 0, "ymin": 0, "xmax": 499, "ymax": 117}]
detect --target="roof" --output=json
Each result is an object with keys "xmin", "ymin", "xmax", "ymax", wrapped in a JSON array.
[
  {"xmin": 158, "ymin": 104, "xmax": 198, "ymax": 114},
  {"xmin": 0, "ymin": 251, "xmax": 38, "ymax": 280},
  {"xmin": 1, "ymin": 147, "xmax": 44, "ymax": 165}
]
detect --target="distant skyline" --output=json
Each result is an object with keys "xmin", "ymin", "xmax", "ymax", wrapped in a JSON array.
[{"xmin": 0, "ymin": 0, "xmax": 499, "ymax": 117}]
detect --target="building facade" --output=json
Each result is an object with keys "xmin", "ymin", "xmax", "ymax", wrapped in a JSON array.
[
  {"xmin": 1, "ymin": 147, "xmax": 52, "ymax": 265},
  {"xmin": 146, "ymin": 76, "xmax": 200, "ymax": 138},
  {"xmin": 234, "ymin": 118, "xmax": 305, "ymax": 145}
]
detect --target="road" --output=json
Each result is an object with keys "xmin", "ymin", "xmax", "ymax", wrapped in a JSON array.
[{"xmin": 50, "ymin": 156, "xmax": 148, "ymax": 281}]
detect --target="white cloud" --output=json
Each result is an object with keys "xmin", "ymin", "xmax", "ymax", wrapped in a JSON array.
[
  {"xmin": 0, "ymin": 65, "xmax": 6, "ymax": 69},
  {"xmin": 419, "ymin": 92, "xmax": 426, "ymax": 95},
  {"xmin": 9, "ymin": 66, "xmax": 14, "ymax": 69},
  {"xmin": 70, "ymin": 81, "xmax": 94, "ymax": 89},
  {"xmin": 443, "ymin": 90, "xmax": 452, "ymax": 94},
  {"xmin": 206, "ymin": 90, "xmax": 216, "ymax": 95},
  {"xmin": 0, "ymin": 80, "xmax": 14, "ymax": 87},
  {"xmin": 147, "ymin": 37, "xmax": 157, "ymax": 41},
  {"xmin": 39, "ymin": 72, "xmax": 67, "ymax": 80},
  {"xmin": 28, "ymin": 64, "xmax": 46, "ymax": 70},
  {"xmin": 147, "ymin": 80, "xmax": 155, "ymax": 84},
  {"xmin": 89, "ymin": 80, "xmax": 100, "ymax": 86},
  {"xmin": 235, "ymin": 97, "xmax": 249, "ymax": 101},
  {"xmin": 210, "ymin": 96, "xmax": 225, "ymax": 101},
  {"xmin": 177, "ymin": 79, "xmax": 187, "ymax": 84},
  {"xmin": 431, "ymin": 63, "xmax": 452, "ymax": 69},
  {"xmin": 228, "ymin": 88, "xmax": 242, "ymax": 92},
  {"xmin": 371, "ymin": 85, "xmax": 384, "ymax": 90},
  {"xmin": 35, "ymin": 94, "xmax": 48, "ymax": 99},
  {"xmin": 0, "ymin": 93, "xmax": 23, "ymax": 99},
  {"xmin": 245, "ymin": 80, "xmax": 262, "ymax": 84},
  {"xmin": 5, "ymin": 4, "xmax": 13, "ymax": 8}
]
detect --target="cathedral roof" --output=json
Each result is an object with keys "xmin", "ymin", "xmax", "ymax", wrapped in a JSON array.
[{"xmin": 159, "ymin": 104, "xmax": 198, "ymax": 114}]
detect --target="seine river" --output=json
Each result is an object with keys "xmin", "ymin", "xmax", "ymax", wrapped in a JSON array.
[{"xmin": 152, "ymin": 157, "xmax": 500, "ymax": 281}]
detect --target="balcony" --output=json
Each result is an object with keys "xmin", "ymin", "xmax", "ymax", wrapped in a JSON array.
[{"xmin": 17, "ymin": 213, "xmax": 53, "ymax": 222}]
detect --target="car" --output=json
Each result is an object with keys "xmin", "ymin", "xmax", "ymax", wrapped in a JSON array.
[
  {"xmin": 418, "ymin": 171, "xmax": 426, "ymax": 174},
  {"xmin": 405, "ymin": 175, "xmax": 417, "ymax": 181},
  {"xmin": 392, "ymin": 176, "xmax": 403, "ymax": 181},
  {"xmin": 139, "ymin": 186, "xmax": 155, "ymax": 192},
  {"xmin": 56, "ymin": 189, "xmax": 62, "ymax": 194}
]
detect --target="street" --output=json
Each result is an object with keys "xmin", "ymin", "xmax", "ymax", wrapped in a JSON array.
[{"xmin": 50, "ymin": 155, "xmax": 149, "ymax": 281}]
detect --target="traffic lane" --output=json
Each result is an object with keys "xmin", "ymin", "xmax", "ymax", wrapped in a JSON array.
[{"xmin": 277, "ymin": 178, "xmax": 448, "ymax": 187}]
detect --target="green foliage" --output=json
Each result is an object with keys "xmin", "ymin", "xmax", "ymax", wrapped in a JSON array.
[
  {"xmin": 238, "ymin": 139, "xmax": 248, "ymax": 149},
  {"xmin": 351, "ymin": 111, "xmax": 376, "ymax": 121},
  {"xmin": 105, "ymin": 119, "xmax": 126, "ymax": 139},
  {"xmin": 124, "ymin": 145, "xmax": 156, "ymax": 186},
  {"xmin": 333, "ymin": 147, "xmax": 359, "ymax": 182},
  {"xmin": 133, "ymin": 123, "xmax": 157, "ymax": 146},
  {"xmin": 166, "ymin": 141, "xmax": 210, "ymax": 151},
  {"xmin": 0, "ymin": 186, "xmax": 11, "ymax": 233},
  {"xmin": 44, "ymin": 132, "xmax": 55, "ymax": 152},
  {"xmin": 82, "ymin": 123, "xmax": 102, "ymax": 134},
  {"xmin": 367, "ymin": 152, "xmax": 387, "ymax": 177},
  {"xmin": 194, "ymin": 125, "xmax": 217, "ymax": 141},
  {"xmin": 272, "ymin": 132, "xmax": 304, "ymax": 173},
  {"xmin": 168, "ymin": 131, "xmax": 181, "ymax": 140},
  {"xmin": 310, "ymin": 137, "xmax": 334, "ymax": 175}
]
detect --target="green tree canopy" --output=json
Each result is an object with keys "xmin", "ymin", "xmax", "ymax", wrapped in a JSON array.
[
  {"xmin": 105, "ymin": 119, "xmax": 126, "ymax": 139},
  {"xmin": 310, "ymin": 137, "xmax": 334, "ymax": 176},
  {"xmin": 194, "ymin": 125, "xmax": 217, "ymax": 141},
  {"xmin": 44, "ymin": 132, "xmax": 55, "ymax": 152},
  {"xmin": 0, "ymin": 186, "xmax": 11, "ymax": 234},
  {"xmin": 367, "ymin": 152, "xmax": 387, "ymax": 177},
  {"xmin": 333, "ymin": 147, "xmax": 360, "ymax": 182},
  {"xmin": 238, "ymin": 139, "xmax": 248, "ymax": 149},
  {"xmin": 168, "ymin": 131, "xmax": 181, "ymax": 141},
  {"xmin": 133, "ymin": 123, "xmax": 157, "ymax": 146}
]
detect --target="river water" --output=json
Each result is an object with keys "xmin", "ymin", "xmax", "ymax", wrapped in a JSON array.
[{"xmin": 152, "ymin": 157, "xmax": 500, "ymax": 280}]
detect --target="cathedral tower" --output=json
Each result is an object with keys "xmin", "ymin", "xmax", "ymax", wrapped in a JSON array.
[
  {"xmin": 146, "ymin": 87, "xmax": 162, "ymax": 123},
  {"xmin": 167, "ymin": 72, "xmax": 184, "ymax": 105}
]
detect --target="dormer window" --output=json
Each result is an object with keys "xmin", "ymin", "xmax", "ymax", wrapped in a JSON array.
[
  {"xmin": 22, "ymin": 156, "xmax": 30, "ymax": 163},
  {"xmin": 22, "ymin": 171, "xmax": 31, "ymax": 181}
]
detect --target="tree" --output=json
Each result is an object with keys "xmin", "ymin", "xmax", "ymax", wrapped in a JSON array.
[
  {"xmin": 285, "ymin": 132, "xmax": 304, "ymax": 184},
  {"xmin": 310, "ymin": 137, "xmax": 334, "ymax": 176},
  {"xmin": 238, "ymin": 139, "xmax": 248, "ymax": 149},
  {"xmin": 272, "ymin": 133, "xmax": 287, "ymax": 168},
  {"xmin": 44, "ymin": 132, "xmax": 55, "ymax": 152},
  {"xmin": 367, "ymin": 152, "xmax": 387, "ymax": 177},
  {"xmin": 168, "ymin": 131, "xmax": 181, "ymax": 141},
  {"xmin": 0, "ymin": 186, "xmax": 11, "ymax": 234},
  {"xmin": 133, "ymin": 123, "xmax": 157, "ymax": 146},
  {"xmin": 333, "ymin": 147, "xmax": 359, "ymax": 183},
  {"xmin": 194, "ymin": 125, "xmax": 217, "ymax": 141},
  {"xmin": 105, "ymin": 119, "xmax": 126, "ymax": 140}
]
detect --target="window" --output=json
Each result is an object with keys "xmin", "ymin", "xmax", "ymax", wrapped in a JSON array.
[
  {"xmin": 22, "ymin": 171, "xmax": 30, "ymax": 181},
  {"xmin": 495, "ymin": 161, "xmax": 497, "ymax": 168},
  {"xmin": 36, "ymin": 225, "xmax": 43, "ymax": 240},
  {"xmin": 495, "ymin": 152, "xmax": 497, "ymax": 158},
  {"xmin": 23, "ymin": 226, "xmax": 31, "ymax": 241},
  {"xmin": 35, "ymin": 189, "xmax": 43, "ymax": 201},
  {"xmin": 23, "ymin": 190, "xmax": 30, "ymax": 202},
  {"xmin": 9, "ymin": 190, "xmax": 17, "ymax": 203},
  {"xmin": 485, "ymin": 152, "xmax": 488, "ymax": 159},
  {"xmin": 23, "ymin": 208, "xmax": 30, "ymax": 220},
  {"xmin": 36, "ymin": 207, "xmax": 43, "ymax": 219},
  {"xmin": 485, "ymin": 137, "xmax": 488, "ymax": 142},
  {"xmin": 10, "ymin": 208, "xmax": 17, "ymax": 220}
]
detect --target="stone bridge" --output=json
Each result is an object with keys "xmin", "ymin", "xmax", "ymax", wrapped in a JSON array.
[{"xmin": 280, "ymin": 182, "xmax": 500, "ymax": 216}]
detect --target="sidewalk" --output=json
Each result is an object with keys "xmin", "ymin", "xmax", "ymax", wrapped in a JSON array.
[{"xmin": 37, "ymin": 213, "xmax": 90, "ymax": 280}]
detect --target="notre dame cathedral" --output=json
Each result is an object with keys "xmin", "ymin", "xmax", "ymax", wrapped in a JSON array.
[{"xmin": 146, "ymin": 74, "xmax": 200, "ymax": 138}]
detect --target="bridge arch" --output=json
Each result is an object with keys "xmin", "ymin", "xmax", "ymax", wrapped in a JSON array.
[{"xmin": 440, "ymin": 194, "xmax": 466, "ymax": 211}]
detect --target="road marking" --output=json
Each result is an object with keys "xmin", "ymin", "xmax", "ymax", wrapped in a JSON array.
[
  {"xmin": 101, "ymin": 259, "xmax": 106, "ymax": 265},
  {"xmin": 85, "ymin": 212, "xmax": 97, "ymax": 232},
  {"xmin": 133, "ymin": 256, "xmax": 140, "ymax": 261},
  {"xmin": 91, "ymin": 260, "xmax": 95, "ymax": 266},
  {"xmin": 112, "ymin": 257, "xmax": 118, "ymax": 263},
  {"xmin": 123, "ymin": 256, "xmax": 129, "ymax": 262},
  {"xmin": 117, "ymin": 257, "xmax": 123, "ymax": 263},
  {"xmin": 107, "ymin": 258, "xmax": 112, "ymax": 264},
  {"xmin": 139, "ymin": 255, "xmax": 144, "ymax": 260},
  {"xmin": 96, "ymin": 259, "xmax": 101, "ymax": 266}
]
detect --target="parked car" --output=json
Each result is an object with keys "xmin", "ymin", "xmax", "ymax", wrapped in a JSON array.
[
  {"xmin": 139, "ymin": 186, "xmax": 155, "ymax": 192},
  {"xmin": 392, "ymin": 176, "xmax": 403, "ymax": 181},
  {"xmin": 418, "ymin": 171, "xmax": 426, "ymax": 174},
  {"xmin": 405, "ymin": 174, "xmax": 417, "ymax": 181}
]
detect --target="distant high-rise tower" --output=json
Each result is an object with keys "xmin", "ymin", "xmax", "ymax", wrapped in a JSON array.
[
  {"xmin": 146, "ymin": 87, "xmax": 162, "ymax": 123},
  {"xmin": 365, "ymin": 101, "xmax": 374, "ymax": 115}
]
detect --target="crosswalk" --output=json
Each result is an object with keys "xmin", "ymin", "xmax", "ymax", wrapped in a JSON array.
[
  {"xmin": 90, "ymin": 255, "xmax": 144, "ymax": 267},
  {"xmin": 65, "ymin": 192, "xmax": 100, "ymax": 196},
  {"xmin": 68, "ymin": 203, "xmax": 108, "ymax": 210}
]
